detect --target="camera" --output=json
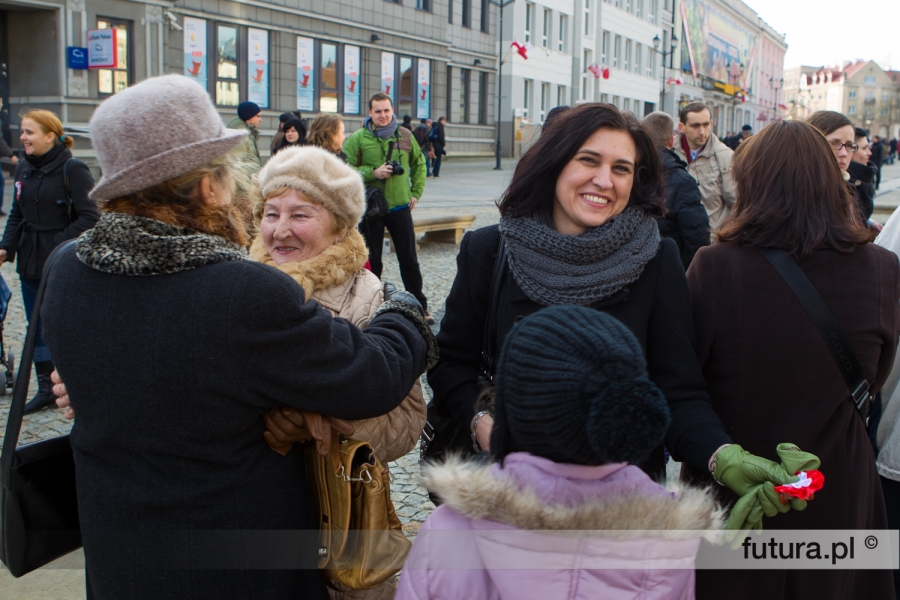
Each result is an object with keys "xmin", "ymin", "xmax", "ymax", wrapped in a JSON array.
[{"xmin": 387, "ymin": 161, "xmax": 404, "ymax": 176}]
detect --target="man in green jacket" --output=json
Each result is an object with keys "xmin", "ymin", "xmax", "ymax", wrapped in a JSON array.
[
  {"xmin": 227, "ymin": 101, "xmax": 262, "ymax": 169},
  {"xmin": 345, "ymin": 92, "xmax": 432, "ymax": 323}
]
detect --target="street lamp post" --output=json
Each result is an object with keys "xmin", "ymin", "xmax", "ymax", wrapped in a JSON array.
[
  {"xmin": 652, "ymin": 33, "xmax": 678, "ymax": 114},
  {"xmin": 490, "ymin": 0, "xmax": 515, "ymax": 170},
  {"xmin": 729, "ymin": 62, "xmax": 744, "ymax": 134},
  {"xmin": 769, "ymin": 77, "xmax": 783, "ymax": 122}
]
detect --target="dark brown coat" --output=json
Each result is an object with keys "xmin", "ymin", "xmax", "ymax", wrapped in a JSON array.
[{"xmin": 684, "ymin": 241, "xmax": 900, "ymax": 599}]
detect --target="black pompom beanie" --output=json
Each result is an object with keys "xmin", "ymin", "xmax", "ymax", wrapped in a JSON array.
[{"xmin": 489, "ymin": 306, "xmax": 671, "ymax": 466}]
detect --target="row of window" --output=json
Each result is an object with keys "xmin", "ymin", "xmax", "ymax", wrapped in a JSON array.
[
  {"xmin": 599, "ymin": 93, "xmax": 654, "ymax": 116},
  {"xmin": 848, "ymin": 90, "xmax": 893, "ymax": 102},
  {"xmin": 848, "ymin": 105, "xmax": 892, "ymax": 117},
  {"xmin": 521, "ymin": 79, "xmax": 569, "ymax": 122},
  {"xmin": 601, "ymin": 32, "xmax": 657, "ymax": 79},
  {"xmin": 524, "ymin": 3, "xmax": 569, "ymax": 52},
  {"xmin": 602, "ymin": 0, "xmax": 660, "ymax": 24}
]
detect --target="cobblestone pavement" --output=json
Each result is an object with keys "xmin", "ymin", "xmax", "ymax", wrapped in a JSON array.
[{"xmin": 0, "ymin": 157, "xmax": 514, "ymax": 597}]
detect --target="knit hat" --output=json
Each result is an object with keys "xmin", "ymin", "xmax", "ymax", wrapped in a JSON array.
[
  {"xmin": 490, "ymin": 306, "xmax": 671, "ymax": 466},
  {"xmin": 89, "ymin": 75, "xmax": 247, "ymax": 200},
  {"xmin": 256, "ymin": 145, "xmax": 365, "ymax": 228},
  {"xmin": 741, "ymin": 125, "xmax": 753, "ymax": 132},
  {"xmin": 238, "ymin": 101, "xmax": 261, "ymax": 122}
]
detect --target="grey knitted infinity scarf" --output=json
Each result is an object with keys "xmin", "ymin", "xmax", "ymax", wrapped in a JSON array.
[{"xmin": 499, "ymin": 206, "xmax": 660, "ymax": 306}]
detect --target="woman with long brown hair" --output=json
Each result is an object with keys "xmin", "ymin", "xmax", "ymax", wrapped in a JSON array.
[
  {"xmin": 307, "ymin": 113, "xmax": 347, "ymax": 161},
  {"xmin": 686, "ymin": 119, "xmax": 898, "ymax": 599}
]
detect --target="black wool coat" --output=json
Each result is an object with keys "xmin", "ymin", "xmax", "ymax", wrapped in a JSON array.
[
  {"xmin": 0, "ymin": 145, "xmax": 99, "ymax": 279},
  {"xmin": 657, "ymin": 149, "xmax": 711, "ymax": 270},
  {"xmin": 427, "ymin": 224, "xmax": 730, "ymax": 478},
  {"xmin": 847, "ymin": 159, "xmax": 877, "ymax": 222},
  {"xmin": 41, "ymin": 248, "xmax": 428, "ymax": 600}
]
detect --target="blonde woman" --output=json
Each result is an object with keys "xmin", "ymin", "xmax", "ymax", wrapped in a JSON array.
[{"xmin": 0, "ymin": 109, "xmax": 99, "ymax": 413}]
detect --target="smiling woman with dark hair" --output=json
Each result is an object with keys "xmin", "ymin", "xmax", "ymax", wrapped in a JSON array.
[{"xmin": 428, "ymin": 104, "xmax": 806, "ymax": 527}]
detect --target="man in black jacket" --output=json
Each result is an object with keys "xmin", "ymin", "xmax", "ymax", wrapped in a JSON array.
[
  {"xmin": 872, "ymin": 135, "xmax": 885, "ymax": 190},
  {"xmin": 642, "ymin": 111, "xmax": 710, "ymax": 269}
]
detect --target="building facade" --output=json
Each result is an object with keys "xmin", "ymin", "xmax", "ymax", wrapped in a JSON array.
[
  {"xmin": 783, "ymin": 61, "xmax": 900, "ymax": 139},
  {"xmin": 0, "ymin": 0, "xmax": 499, "ymax": 167}
]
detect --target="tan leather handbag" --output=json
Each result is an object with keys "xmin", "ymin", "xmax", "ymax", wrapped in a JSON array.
[{"xmin": 303, "ymin": 436, "xmax": 411, "ymax": 590}]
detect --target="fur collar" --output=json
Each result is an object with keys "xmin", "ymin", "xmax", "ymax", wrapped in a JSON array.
[
  {"xmin": 248, "ymin": 228, "xmax": 368, "ymax": 299},
  {"xmin": 423, "ymin": 455, "xmax": 724, "ymax": 540},
  {"xmin": 77, "ymin": 212, "xmax": 247, "ymax": 276}
]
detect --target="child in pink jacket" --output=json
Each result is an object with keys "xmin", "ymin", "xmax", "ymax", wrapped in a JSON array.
[{"xmin": 397, "ymin": 306, "xmax": 723, "ymax": 600}]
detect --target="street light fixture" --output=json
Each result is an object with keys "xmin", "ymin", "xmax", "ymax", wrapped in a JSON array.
[
  {"xmin": 490, "ymin": 0, "xmax": 516, "ymax": 170},
  {"xmin": 769, "ymin": 77, "xmax": 784, "ymax": 121},
  {"xmin": 652, "ymin": 33, "xmax": 678, "ymax": 113}
]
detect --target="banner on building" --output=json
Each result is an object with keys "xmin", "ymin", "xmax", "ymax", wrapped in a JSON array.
[
  {"xmin": 381, "ymin": 52, "xmax": 395, "ymax": 100},
  {"xmin": 183, "ymin": 18, "xmax": 207, "ymax": 89},
  {"xmin": 344, "ymin": 45, "xmax": 361, "ymax": 114},
  {"xmin": 248, "ymin": 28, "xmax": 269, "ymax": 108},
  {"xmin": 680, "ymin": 0, "xmax": 757, "ymax": 91},
  {"xmin": 416, "ymin": 59, "xmax": 430, "ymax": 119},
  {"xmin": 87, "ymin": 28, "xmax": 117, "ymax": 69},
  {"xmin": 297, "ymin": 37, "xmax": 315, "ymax": 112}
]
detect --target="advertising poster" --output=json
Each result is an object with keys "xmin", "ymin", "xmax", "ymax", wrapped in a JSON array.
[
  {"xmin": 416, "ymin": 59, "xmax": 430, "ymax": 119},
  {"xmin": 344, "ymin": 45, "xmax": 361, "ymax": 114},
  {"xmin": 296, "ymin": 37, "xmax": 315, "ymax": 111},
  {"xmin": 381, "ymin": 52, "xmax": 395, "ymax": 101},
  {"xmin": 183, "ymin": 18, "xmax": 207, "ymax": 89},
  {"xmin": 87, "ymin": 28, "xmax": 117, "ymax": 68},
  {"xmin": 680, "ymin": 0, "xmax": 757, "ymax": 90},
  {"xmin": 247, "ymin": 28, "xmax": 269, "ymax": 108}
]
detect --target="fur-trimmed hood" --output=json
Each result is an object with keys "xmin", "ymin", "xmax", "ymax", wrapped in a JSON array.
[{"xmin": 422, "ymin": 453, "xmax": 724, "ymax": 539}]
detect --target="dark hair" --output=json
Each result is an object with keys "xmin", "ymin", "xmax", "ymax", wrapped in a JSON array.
[
  {"xmin": 641, "ymin": 111, "xmax": 674, "ymax": 148},
  {"xmin": 806, "ymin": 111, "xmax": 852, "ymax": 137},
  {"xmin": 717, "ymin": 120, "xmax": 871, "ymax": 257},
  {"xmin": 679, "ymin": 101, "xmax": 711, "ymax": 124},
  {"xmin": 368, "ymin": 92, "xmax": 393, "ymax": 109},
  {"xmin": 854, "ymin": 127, "xmax": 868, "ymax": 141},
  {"xmin": 278, "ymin": 112, "xmax": 294, "ymax": 124},
  {"xmin": 402, "ymin": 114, "xmax": 412, "ymax": 123},
  {"xmin": 498, "ymin": 103, "xmax": 664, "ymax": 219}
]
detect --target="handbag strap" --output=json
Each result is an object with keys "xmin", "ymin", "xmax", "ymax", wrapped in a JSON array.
[
  {"xmin": 0, "ymin": 239, "xmax": 77, "ymax": 489},
  {"xmin": 759, "ymin": 247, "xmax": 870, "ymax": 413},
  {"xmin": 62, "ymin": 158, "xmax": 74, "ymax": 225},
  {"xmin": 480, "ymin": 238, "xmax": 508, "ymax": 383}
]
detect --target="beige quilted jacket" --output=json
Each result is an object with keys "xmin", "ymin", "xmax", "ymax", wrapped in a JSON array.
[
  {"xmin": 249, "ymin": 229, "xmax": 426, "ymax": 464},
  {"xmin": 673, "ymin": 132, "xmax": 736, "ymax": 230}
]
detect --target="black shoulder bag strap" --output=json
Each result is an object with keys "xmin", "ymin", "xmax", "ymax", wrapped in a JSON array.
[
  {"xmin": 479, "ymin": 237, "xmax": 508, "ymax": 386},
  {"xmin": 58, "ymin": 158, "xmax": 74, "ymax": 226},
  {"xmin": 0, "ymin": 239, "xmax": 77, "ymax": 488},
  {"xmin": 759, "ymin": 247, "xmax": 871, "ymax": 422}
]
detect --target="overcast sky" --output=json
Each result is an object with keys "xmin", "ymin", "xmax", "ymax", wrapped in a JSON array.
[{"xmin": 742, "ymin": 0, "xmax": 899, "ymax": 70}]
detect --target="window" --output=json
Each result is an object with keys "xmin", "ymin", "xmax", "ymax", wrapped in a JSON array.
[
  {"xmin": 635, "ymin": 43, "xmax": 642, "ymax": 74},
  {"xmin": 635, "ymin": 0, "xmax": 643, "ymax": 18},
  {"xmin": 883, "ymin": 106, "xmax": 889, "ymax": 116},
  {"xmin": 459, "ymin": 68, "xmax": 470, "ymax": 123},
  {"xmin": 648, "ymin": 0, "xmax": 657, "ymax": 21},
  {"xmin": 624, "ymin": 98, "xmax": 631, "ymax": 111},
  {"xmin": 542, "ymin": 9, "xmax": 550, "ymax": 48},
  {"xmin": 446, "ymin": 65, "xmax": 453, "ymax": 118},
  {"xmin": 462, "ymin": 0, "xmax": 471, "ymax": 28},
  {"xmin": 612, "ymin": 95, "xmax": 620, "ymax": 108},
  {"xmin": 523, "ymin": 79, "xmax": 532, "ymax": 119},
  {"xmin": 865, "ymin": 76, "xmax": 876, "ymax": 84},
  {"xmin": 557, "ymin": 85, "xmax": 567, "ymax": 106},
  {"xmin": 849, "ymin": 105, "xmax": 857, "ymax": 115},
  {"xmin": 600, "ymin": 93, "xmax": 608, "ymax": 103},
  {"xmin": 613, "ymin": 35, "xmax": 621, "ymax": 68},
  {"xmin": 558, "ymin": 14, "xmax": 567, "ymax": 52},
  {"xmin": 582, "ymin": 50, "xmax": 592, "ymax": 101},
  {"xmin": 883, "ymin": 92, "xmax": 891, "ymax": 101},
  {"xmin": 601, "ymin": 31, "xmax": 610, "ymax": 63},
  {"xmin": 481, "ymin": 0, "xmax": 489, "ymax": 32},
  {"xmin": 849, "ymin": 89, "xmax": 857, "ymax": 99},
  {"xmin": 416, "ymin": 0, "xmax": 430, "ymax": 10},
  {"xmin": 479, "ymin": 72, "xmax": 489, "ymax": 124},
  {"xmin": 97, "ymin": 18, "xmax": 131, "ymax": 95},
  {"xmin": 319, "ymin": 42, "xmax": 340, "ymax": 112},
  {"xmin": 540, "ymin": 82, "xmax": 550, "ymax": 121},
  {"xmin": 625, "ymin": 0, "xmax": 632, "ymax": 13},
  {"xmin": 525, "ymin": 2, "xmax": 534, "ymax": 43},
  {"xmin": 624, "ymin": 40, "xmax": 631, "ymax": 72},
  {"xmin": 448, "ymin": 0, "xmax": 453, "ymax": 23},
  {"xmin": 584, "ymin": 0, "xmax": 591, "ymax": 37},
  {"xmin": 216, "ymin": 25, "xmax": 240, "ymax": 106},
  {"xmin": 647, "ymin": 48, "xmax": 655, "ymax": 77},
  {"xmin": 398, "ymin": 56, "xmax": 414, "ymax": 119},
  {"xmin": 866, "ymin": 90, "xmax": 875, "ymax": 101}
]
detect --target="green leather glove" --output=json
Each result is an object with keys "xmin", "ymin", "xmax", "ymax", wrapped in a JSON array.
[
  {"xmin": 775, "ymin": 443, "xmax": 821, "ymax": 511},
  {"xmin": 713, "ymin": 444, "xmax": 797, "ymax": 496}
]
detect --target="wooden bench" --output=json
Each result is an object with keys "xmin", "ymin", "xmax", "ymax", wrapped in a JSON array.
[{"xmin": 385, "ymin": 212, "xmax": 476, "ymax": 251}]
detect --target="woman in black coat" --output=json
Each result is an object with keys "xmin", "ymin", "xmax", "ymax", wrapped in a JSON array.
[
  {"xmin": 0, "ymin": 109, "xmax": 98, "ymax": 413},
  {"xmin": 428, "ymin": 104, "xmax": 810, "ymax": 531},
  {"xmin": 848, "ymin": 127, "xmax": 877, "ymax": 226}
]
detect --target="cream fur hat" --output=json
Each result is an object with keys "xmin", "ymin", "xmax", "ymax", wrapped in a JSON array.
[
  {"xmin": 256, "ymin": 145, "xmax": 365, "ymax": 228},
  {"xmin": 89, "ymin": 75, "xmax": 247, "ymax": 200}
]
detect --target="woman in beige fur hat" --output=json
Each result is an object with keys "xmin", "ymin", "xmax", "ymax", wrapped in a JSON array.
[{"xmin": 253, "ymin": 144, "xmax": 426, "ymax": 599}]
